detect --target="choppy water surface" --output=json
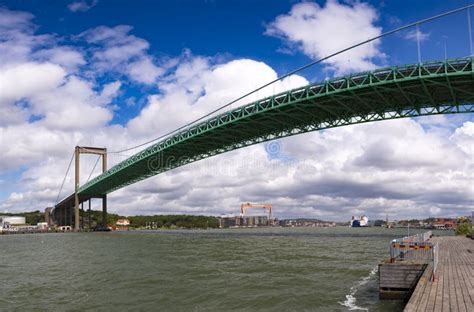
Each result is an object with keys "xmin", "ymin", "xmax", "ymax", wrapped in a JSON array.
[{"xmin": 0, "ymin": 227, "xmax": 449, "ymax": 311}]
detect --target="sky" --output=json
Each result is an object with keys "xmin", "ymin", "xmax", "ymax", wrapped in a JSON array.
[{"xmin": 0, "ymin": 0, "xmax": 473, "ymax": 221}]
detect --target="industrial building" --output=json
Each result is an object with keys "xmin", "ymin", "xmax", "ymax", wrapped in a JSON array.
[
  {"xmin": 0, "ymin": 216, "xmax": 26, "ymax": 229},
  {"xmin": 0, "ymin": 216, "xmax": 50, "ymax": 233},
  {"xmin": 219, "ymin": 215, "xmax": 270, "ymax": 228},
  {"xmin": 219, "ymin": 203, "xmax": 274, "ymax": 228}
]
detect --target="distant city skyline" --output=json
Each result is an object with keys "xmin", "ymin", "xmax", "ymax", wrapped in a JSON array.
[{"xmin": 0, "ymin": 0, "xmax": 473, "ymax": 220}]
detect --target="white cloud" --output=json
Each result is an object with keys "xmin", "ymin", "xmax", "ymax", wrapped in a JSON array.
[
  {"xmin": 0, "ymin": 62, "xmax": 65, "ymax": 103},
  {"xmin": 451, "ymin": 121, "xmax": 474, "ymax": 156},
  {"xmin": 0, "ymin": 8, "xmax": 120, "ymax": 173},
  {"xmin": 0, "ymin": 7, "xmax": 34, "ymax": 31},
  {"xmin": 127, "ymin": 57, "xmax": 165, "ymax": 84},
  {"xmin": 108, "ymin": 116, "xmax": 474, "ymax": 220},
  {"xmin": 79, "ymin": 25, "xmax": 164, "ymax": 84},
  {"xmin": 405, "ymin": 29, "xmax": 430, "ymax": 42},
  {"xmin": 34, "ymin": 47, "xmax": 86, "ymax": 71},
  {"xmin": 0, "ymin": 124, "xmax": 74, "ymax": 174},
  {"xmin": 0, "ymin": 8, "xmax": 52, "ymax": 65},
  {"xmin": 67, "ymin": 0, "xmax": 98, "ymax": 13},
  {"xmin": 127, "ymin": 56, "xmax": 307, "ymax": 137},
  {"xmin": 29, "ymin": 77, "xmax": 117, "ymax": 130},
  {"xmin": 266, "ymin": 0, "xmax": 384, "ymax": 73},
  {"xmin": 0, "ymin": 105, "xmax": 29, "ymax": 126}
]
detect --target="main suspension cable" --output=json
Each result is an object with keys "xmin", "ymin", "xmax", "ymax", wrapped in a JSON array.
[
  {"xmin": 109, "ymin": 4, "xmax": 473, "ymax": 154},
  {"xmin": 55, "ymin": 151, "xmax": 75, "ymax": 205},
  {"xmin": 86, "ymin": 155, "xmax": 101, "ymax": 184}
]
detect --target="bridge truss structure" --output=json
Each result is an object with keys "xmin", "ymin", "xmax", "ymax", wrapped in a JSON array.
[{"xmin": 76, "ymin": 58, "xmax": 474, "ymax": 197}]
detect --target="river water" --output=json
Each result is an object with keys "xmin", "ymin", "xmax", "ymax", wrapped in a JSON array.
[{"xmin": 0, "ymin": 227, "xmax": 450, "ymax": 311}]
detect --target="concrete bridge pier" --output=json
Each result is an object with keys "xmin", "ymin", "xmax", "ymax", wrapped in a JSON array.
[
  {"xmin": 102, "ymin": 195, "xmax": 107, "ymax": 229},
  {"xmin": 69, "ymin": 205, "xmax": 73, "ymax": 226},
  {"xmin": 58, "ymin": 207, "xmax": 63, "ymax": 226},
  {"xmin": 88, "ymin": 199, "xmax": 91, "ymax": 230},
  {"xmin": 81, "ymin": 202, "xmax": 84, "ymax": 230},
  {"xmin": 64, "ymin": 206, "xmax": 69, "ymax": 226},
  {"xmin": 53, "ymin": 194, "xmax": 107, "ymax": 230}
]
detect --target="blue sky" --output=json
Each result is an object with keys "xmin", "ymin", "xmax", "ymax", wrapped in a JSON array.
[
  {"xmin": 6, "ymin": 1, "xmax": 472, "ymax": 68},
  {"xmin": 4, "ymin": 0, "xmax": 472, "ymax": 125},
  {"xmin": 0, "ymin": 0, "xmax": 473, "ymax": 220}
]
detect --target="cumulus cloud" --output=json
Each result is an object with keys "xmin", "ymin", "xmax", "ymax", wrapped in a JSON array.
[
  {"xmin": 107, "ymin": 117, "xmax": 474, "ymax": 220},
  {"xmin": 0, "ymin": 62, "xmax": 65, "ymax": 103},
  {"xmin": 0, "ymin": 62, "xmax": 66, "ymax": 127},
  {"xmin": 451, "ymin": 121, "xmax": 474, "ymax": 156},
  {"xmin": 68, "ymin": 0, "xmax": 98, "ymax": 13},
  {"xmin": 29, "ymin": 77, "xmax": 118, "ymax": 130},
  {"xmin": 34, "ymin": 47, "xmax": 86, "ymax": 71},
  {"xmin": 0, "ymin": 7, "xmax": 33, "ymax": 30},
  {"xmin": 126, "ymin": 57, "xmax": 164, "ymax": 84},
  {"xmin": 266, "ymin": 0, "xmax": 384, "ymax": 73},
  {"xmin": 79, "ymin": 25, "xmax": 165, "ymax": 84},
  {"xmin": 0, "ymin": 8, "xmax": 52, "ymax": 65},
  {"xmin": 0, "ymin": 8, "xmax": 119, "ymax": 175},
  {"xmin": 109, "ymin": 54, "xmax": 473, "ymax": 220},
  {"xmin": 0, "ymin": 78, "xmax": 121, "ymax": 174},
  {"xmin": 351, "ymin": 121, "xmax": 464, "ymax": 170},
  {"xmin": 127, "ymin": 56, "xmax": 307, "ymax": 137}
]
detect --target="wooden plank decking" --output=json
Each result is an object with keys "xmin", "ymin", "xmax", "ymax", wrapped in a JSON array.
[{"xmin": 404, "ymin": 236, "xmax": 474, "ymax": 311}]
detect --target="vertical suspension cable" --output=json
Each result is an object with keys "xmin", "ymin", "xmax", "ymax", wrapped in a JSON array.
[
  {"xmin": 416, "ymin": 23, "xmax": 422, "ymax": 63},
  {"xmin": 468, "ymin": 7, "xmax": 473, "ymax": 56}
]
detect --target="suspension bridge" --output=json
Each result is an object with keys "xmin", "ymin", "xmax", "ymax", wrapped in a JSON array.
[{"xmin": 51, "ymin": 6, "xmax": 474, "ymax": 231}]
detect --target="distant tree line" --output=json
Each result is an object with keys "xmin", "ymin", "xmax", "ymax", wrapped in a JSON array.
[
  {"xmin": 79, "ymin": 210, "xmax": 122, "ymax": 229},
  {"xmin": 78, "ymin": 211, "xmax": 219, "ymax": 229},
  {"xmin": 128, "ymin": 214, "xmax": 219, "ymax": 229},
  {"xmin": 2, "ymin": 210, "xmax": 219, "ymax": 229}
]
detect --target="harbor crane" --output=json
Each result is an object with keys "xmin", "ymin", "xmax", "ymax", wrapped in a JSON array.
[{"xmin": 240, "ymin": 203, "xmax": 273, "ymax": 221}]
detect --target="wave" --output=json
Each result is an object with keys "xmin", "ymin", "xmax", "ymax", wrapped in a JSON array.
[{"xmin": 338, "ymin": 266, "xmax": 377, "ymax": 311}]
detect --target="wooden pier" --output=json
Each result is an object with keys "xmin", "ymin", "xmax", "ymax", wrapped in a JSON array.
[
  {"xmin": 404, "ymin": 236, "xmax": 474, "ymax": 311},
  {"xmin": 379, "ymin": 231, "xmax": 434, "ymax": 300}
]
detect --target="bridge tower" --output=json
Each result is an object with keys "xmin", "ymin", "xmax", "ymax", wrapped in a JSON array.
[{"xmin": 74, "ymin": 146, "xmax": 107, "ymax": 231}]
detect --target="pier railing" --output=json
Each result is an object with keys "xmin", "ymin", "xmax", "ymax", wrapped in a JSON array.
[{"xmin": 389, "ymin": 231, "xmax": 438, "ymax": 280}]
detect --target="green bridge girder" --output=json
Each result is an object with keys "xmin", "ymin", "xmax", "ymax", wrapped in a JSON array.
[{"xmin": 78, "ymin": 57, "xmax": 474, "ymax": 196}]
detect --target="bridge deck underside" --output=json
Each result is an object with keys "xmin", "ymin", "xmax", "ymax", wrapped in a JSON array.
[
  {"xmin": 76, "ymin": 58, "xmax": 474, "ymax": 196},
  {"xmin": 53, "ymin": 194, "xmax": 101, "ymax": 226}
]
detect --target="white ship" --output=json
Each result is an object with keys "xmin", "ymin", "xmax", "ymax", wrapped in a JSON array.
[{"xmin": 351, "ymin": 215, "xmax": 368, "ymax": 227}]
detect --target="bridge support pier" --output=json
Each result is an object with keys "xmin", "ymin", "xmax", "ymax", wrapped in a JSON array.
[
  {"xmin": 66, "ymin": 206, "xmax": 70, "ymax": 226},
  {"xmin": 81, "ymin": 202, "xmax": 84, "ymax": 230},
  {"xmin": 74, "ymin": 146, "xmax": 80, "ymax": 231},
  {"xmin": 69, "ymin": 205, "xmax": 73, "ymax": 227},
  {"xmin": 59, "ymin": 207, "xmax": 63, "ymax": 226},
  {"xmin": 102, "ymin": 195, "xmax": 107, "ymax": 229}
]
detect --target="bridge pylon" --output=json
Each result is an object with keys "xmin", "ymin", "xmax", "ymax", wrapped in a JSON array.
[{"xmin": 74, "ymin": 146, "xmax": 107, "ymax": 231}]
